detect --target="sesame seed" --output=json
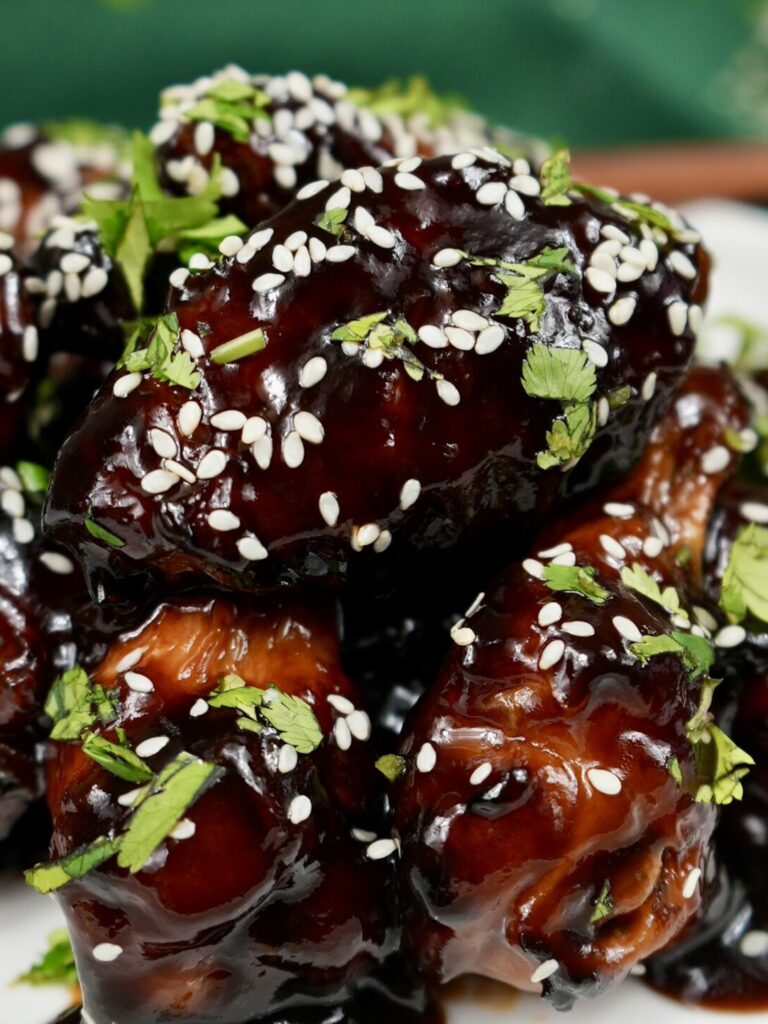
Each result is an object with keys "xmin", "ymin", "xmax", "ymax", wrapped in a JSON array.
[
  {"xmin": 398, "ymin": 156, "xmax": 422, "ymax": 173},
  {"xmin": 631, "ymin": 965, "xmax": 647, "ymax": 977},
  {"xmin": 740, "ymin": 501, "xmax": 768, "ymax": 524},
  {"xmin": 432, "ymin": 248, "xmax": 462, "ymax": 268},
  {"xmin": 617, "ymin": 262, "xmax": 645, "ymax": 283},
  {"xmin": 285, "ymin": 231, "xmax": 308, "ymax": 251},
  {"xmin": 235, "ymin": 244, "xmax": 255, "ymax": 264},
  {"xmin": 178, "ymin": 401, "xmax": 202, "ymax": 436},
  {"xmin": 715, "ymin": 624, "xmax": 746, "ymax": 649},
  {"xmin": 294, "ymin": 410, "xmax": 324, "ymax": 444},
  {"xmin": 539, "ymin": 639, "xmax": 565, "ymax": 670},
  {"xmin": 643, "ymin": 536, "xmax": 664, "ymax": 558},
  {"xmin": 692, "ymin": 605, "xmax": 719, "ymax": 632},
  {"xmin": 13, "ymin": 519, "xmax": 33, "ymax": 544},
  {"xmin": 150, "ymin": 428, "xmax": 176, "ymax": 459},
  {"xmin": 594, "ymin": 239, "xmax": 621, "ymax": 258},
  {"xmin": 476, "ymin": 181, "xmax": 507, "ymax": 205},
  {"xmin": 237, "ymin": 535, "xmax": 268, "ymax": 561},
  {"xmin": 361, "ymin": 167, "xmax": 383, "ymax": 192},
  {"xmin": 641, "ymin": 373, "xmax": 658, "ymax": 401},
  {"xmin": 604, "ymin": 502, "xmax": 634, "ymax": 519},
  {"xmin": 600, "ymin": 534, "xmax": 626, "ymax": 560},
  {"xmin": 682, "ymin": 867, "xmax": 701, "ymax": 899},
  {"xmin": 282, "ymin": 431, "xmax": 305, "ymax": 468},
  {"xmin": 740, "ymin": 930, "xmax": 768, "ymax": 958},
  {"xmin": 241, "ymin": 416, "xmax": 267, "ymax": 444},
  {"xmin": 701, "ymin": 445, "xmax": 730, "ymax": 475},
  {"xmin": 562, "ymin": 620, "xmax": 595, "ymax": 637},
  {"xmin": 39, "ymin": 551, "xmax": 75, "ymax": 575},
  {"xmin": 395, "ymin": 172, "xmax": 425, "ymax": 191},
  {"xmin": 436, "ymin": 379, "xmax": 460, "ymax": 406},
  {"xmin": 602, "ymin": 224, "xmax": 631, "ymax": 244},
  {"xmin": 418, "ymin": 324, "xmax": 447, "ymax": 349},
  {"xmin": 193, "ymin": 120, "xmax": 215, "ymax": 156},
  {"xmin": 451, "ymin": 622, "xmax": 476, "ymax": 646},
  {"xmin": 135, "ymin": 736, "xmax": 169, "ymax": 758},
  {"xmin": 293, "ymin": 246, "xmax": 311, "ymax": 277},
  {"xmin": 351, "ymin": 827, "xmax": 378, "ymax": 843},
  {"xmin": 523, "ymin": 558, "xmax": 544, "ymax": 579},
  {"xmin": 0, "ymin": 467, "xmax": 20, "ymax": 490},
  {"xmin": 688, "ymin": 305, "xmax": 704, "ymax": 334},
  {"xmin": 550, "ymin": 550, "xmax": 576, "ymax": 567},
  {"xmin": 334, "ymin": 717, "xmax": 352, "ymax": 750},
  {"xmin": 395, "ymin": 478, "xmax": 422, "ymax": 513},
  {"xmin": 530, "ymin": 959, "xmax": 559, "ymax": 985},
  {"xmin": 170, "ymin": 818, "xmax": 196, "ymax": 841},
  {"xmin": 252, "ymin": 435, "xmax": 273, "ymax": 470},
  {"xmin": 475, "ymin": 324, "xmax": 505, "ymax": 355},
  {"xmin": 667, "ymin": 302, "xmax": 688, "ymax": 337},
  {"xmin": 141, "ymin": 469, "xmax": 179, "ymax": 495},
  {"xmin": 452, "ymin": 309, "xmax": 488, "ymax": 332},
  {"xmin": 538, "ymin": 601, "xmax": 562, "ymax": 626},
  {"xmin": 367, "ymin": 225, "xmax": 396, "ymax": 249},
  {"xmin": 188, "ymin": 253, "xmax": 214, "ymax": 272},
  {"xmin": 509, "ymin": 174, "xmax": 540, "ymax": 196},
  {"xmin": 197, "ymin": 450, "xmax": 227, "ymax": 479},
  {"xmin": 113, "ymin": 373, "xmax": 142, "ymax": 398},
  {"xmin": 189, "ymin": 698, "xmax": 208, "ymax": 718},
  {"xmin": 340, "ymin": 168, "xmax": 366, "ymax": 192},
  {"xmin": 252, "ymin": 272, "xmax": 285, "ymax": 293},
  {"xmin": 613, "ymin": 616, "xmax": 643, "ymax": 643},
  {"xmin": 315, "ymin": 491, "xmax": 340, "ymax": 528},
  {"xmin": 366, "ymin": 838, "xmax": 397, "ymax": 860},
  {"xmin": 325, "ymin": 245, "xmax": 356, "ymax": 263},
  {"xmin": 59, "ymin": 251, "xmax": 90, "ymax": 274},
  {"xmin": 93, "ymin": 943, "xmax": 123, "ymax": 963},
  {"xmin": 374, "ymin": 529, "xmax": 392, "ymax": 553},
  {"xmin": 738, "ymin": 427, "xmax": 758, "ymax": 452},
  {"xmin": 504, "ymin": 189, "xmax": 525, "ymax": 220},
  {"xmin": 470, "ymin": 762, "xmax": 493, "ymax": 786},
  {"xmin": 356, "ymin": 522, "xmax": 381, "ymax": 547},
  {"xmin": 169, "ymin": 267, "xmax": 190, "ymax": 289},
  {"xmin": 619, "ymin": 245, "xmax": 646, "ymax": 268},
  {"xmin": 272, "ymin": 244, "xmax": 293, "ymax": 273},
  {"xmin": 2, "ymin": 488, "xmax": 24, "ymax": 517},
  {"xmin": 585, "ymin": 267, "xmax": 616, "ymax": 294},
  {"xmin": 325, "ymin": 186, "xmax": 351, "ymax": 211},
  {"xmin": 117, "ymin": 787, "xmax": 145, "ymax": 807},
  {"xmin": 328, "ymin": 694, "xmax": 356, "ymax": 716},
  {"xmin": 218, "ymin": 235, "xmax": 243, "ymax": 257},
  {"xmin": 582, "ymin": 339, "xmax": 608, "ymax": 367},
  {"xmin": 668, "ymin": 251, "xmax": 697, "ymax": 280},
  {"xmin": 211, "ymin": 410, "xmax": 246, "ymax": 432},
  {"xmin": 590, "ymin": 252, "xmax": 618, "ymax": 278},
  {"xmin": 416, "ymin": 742, "xmax": 437, "ymax": 773},
  {"xmin": 22, "ymin": 325, "xmax": 38, "ymax": 363},
  {"xmin": 347, "ymin": 710, "xmax": 371, "ymax": 741},
  {"xmin": 125, "ymin": 671, "xmax": 154, "ymax": 694},
  {"xmin": 308, "ymin": 237, "xmax": 326, "ymax": 262},
  {"xmin": 608, "ymin": 296, "xmax": 636, "ymax": 325},
  {"xmin": 288, "ymin": 795, "xmax": 312, "ymax": 824},
  {"xmin": 208, "ymin": 509, "xmax": 240, "ymax": 532},
  {"xmin": 114, "ymin": 648, "xmax": 144, "ymax": 673},
  {"xmin": 587, "ymin": 767, "xmax": 622, "ymax": 795},
  {"xmin": 249, "ymin": 227, "xmax": 274, "ymax": 252},
  {"xmin": 278, "ymin": 745, "xmax": 298, "ymax": 774},
  {"xmin": 451, "ymin": 152, "xmax": 476, "ymax": 169}
]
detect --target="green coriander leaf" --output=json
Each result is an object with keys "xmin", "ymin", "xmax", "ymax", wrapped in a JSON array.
[
  {"xmin": 347, "ymin": 76, "xmax": 468, "ymax": 129},
  {"xmin": 539, "ymin": 148, "xmax": 573, "ymax": 206},
  {"xmin": 620, "ymin": 563, "xmax": 686, "ymax": 617},
  {"xmin": 720, "ymin": 523, "xmax": 768, "ymax": 624},
  {"xmin": 79, "ymin": 194, "xmax": 130, "ymax": 256},
  {"xmin": 692, "ymin": 725, "xmax": 754, "ymax": 805},
  {"xmin": 496, "ymin": 271, "xmax": 547, "ymax": 332},
  {"xmin": 216, "ymin": 673, "xmax": 248, "ymax": 691},
  {"xmin": 590, "ymin": 881, "xmax": 613, "ymax": 924},
  {"xmin": 316, "ymin": 208, "xmax": 348, "ymax": 236},
  {"xmin": 629, "ymin": 630, "xmax": 714, "ymax": 680},
  {"xmin": 576, "ymin": 183, "xmax": 678, "ymax": 236},
  {"xmin": 42, "ymin": 119, "xmax": 130, "ymax": 161},
  {"xmin": 130, "ymin": 130, "xmax": 163, "ymax": 202},
  {"xmin": 115, "ymin": 196, "xmax": 152, "ymax": 312},
  {"xmin": 331, "ymin": 311, "xmax": 387, "ymax": 343},
  {"xmin": 16, "ymin": 460, "xmax": 50, "ymax": 496},
  {"xmin": 629, "ymin": 632, "xmax": 684, "ymax": 663},
  {"xmin": 537, "ymin": 401, "xmax": 597, "ymax": 469},
  {"xmin": 260, "ymin": 689, "xmax": 323, "ymax": 754},
  {"xmin": 126, "ymin": 314, "xmax": 200, "ymax": 390},
  {"xmin": 81, "ymin": 732, "xmax": 154, "ymax": 784},
  {"xmin": 85, "ymin": 515, "xmax": 125, "ymax": 548},
  {"xmin": 175, "ymin": 213, "xmax": 248, "ymax": 263},
  {"xmin": 675, "ymin": 545, "xmax": 692, "ymax": 567},
  {"xmin": 521, "ymin": 345, "xmax": 597, "ymax": 403},
  {"xmin": 668, "ymin": 756, "xmax": 683, "ymax": 785},
  {"xmin": 237, "ymin": 718, "xmax": 263, "ymax": 735},
  {"xmin": 208, "ymin": 684, "xmax": 265, "ymax": 720},
  {"xmin": 25, "ymin": 836, "xmax": 120, "ymax": 894},
  {"xmin": 608, "ymin": 385, "xmax": 632, "ymax": 409},
  {"xmin": 376, "ymin": 754, "xmax": 407, "ymax": 781},
  {"xmin": 540, "ymin": 564, "xmax": 611, "ymax": 605},
  {"xmin": 45, "ymin": 667, "xmax": 116, "ymax": 742},
  {"xmin": 209, "ymin": 328, "xmax": 267, "ymax": 365},
  {"xmin": 117, "ymin": 752, "xmax": 222, "ymax": 874},
  {"xmin": 184, "ymin": 81, "xmax": 270, "ymax": 142},
  {"xmin": 16, "ymin": 928, "xmax": 77, "ymax": 989}
]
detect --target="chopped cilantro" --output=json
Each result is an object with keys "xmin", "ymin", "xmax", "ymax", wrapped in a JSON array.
[
  {"xmin": 16, "ymin": 460, "xmax": 50, "ymax": 497},
  {"xmin": 629, "ymin": 630, "xmax": 714, "ymax": 680},
  {"xmin": 375, "ymin": 754, "xmax": 407, "ymax": 782},
  {"xmin": 208, "ymin": 678, "xmax": 323, "ymax": 754},
  {"xmin": 183, "ymin": 79, "xmax": 270, "ymax": 143},
  {"xmin": 589, "ymin": 881, "xmax": 613, "ymax": 924},
  {"xmin": 720, "ymin": 523, "xmax": 768, "ymax": 624},
  {"xmin": 347, "ymin": 75, "xmax": 467, "ymax": 128},
  {"xmin": 537, "ymin": 402, "xmax": 597, "ymax": 469},
  {"xmin": 675, "ymin": 546, "xmax": 692, "ymax": 567},
  {"xmin": 42, "ymin": 118, "xmax": 130, "ymax": 161},
  {"xmin": 608, "ymin": 385, "xmax": 632, "ymax": 409},
  {"xmin": 541, "ymin": 564, "xmax": 611, "ymax": 605},
  {"xmin": 25, "ymin": 836, "xmax": 121, "ymax": 894},
  {"xmin": 331, "ymin": 313, "xmax": 427, "ymax": 382},
  {"xmin": 84, "ymin": 515, "xmax": 125, "ymax": 549},
  {"xmin": 686, "ymin": 678, "xmax": 754, "ymax": 805},
  {"xmin": 539, "ymin": 148, "xmax": 573, "ymax": 206},
  {"xmin": 209, "ymin": 328, "xmax": 267, "ymax": 365},
  {"xmin": 121, "ymin": 313, "xmax": 200, "ymax": 390},
  {"xmin": 315, "ymin": 207, "xmax": 349, "ymax": 237},
  {"xmin": 521, "ymin": 345, "xmax": 596, "ymax": 404},
  {"xmin": 175, "ymin": 213, "xmax": 247, "ymax": 264},
  {"xmin": 495, "ymin": 247, "xmax": 576, "ymax": 333},
  {"xmin": 16, "ymin": 929, "xmax": 77, "ymax": 989},
  {"xmin": 44, "ymin": 667, "xmax": 116, "ymax": 742},
  {"xmin": 620, "ymin": 563, "xmax": 686, "ymax": 618},
  {"xmin": 667, "ymin": 755, "xmax": 683, "ymax": 786},
  {"xmin": 81, "ymin": 732, "xmax": 153, "ymax": 784},
  {"xmin": 331, "ymin": 312, "xmax": 387, "ymax": 343},
  {"xmin": 576, "ymin": 182, "xmax": 678, "ymax": 236}
]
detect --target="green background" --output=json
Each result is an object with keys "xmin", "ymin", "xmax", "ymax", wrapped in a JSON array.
[{"xmin": 1, "ymin": 0, "xmax": 763, "ymax": 147}]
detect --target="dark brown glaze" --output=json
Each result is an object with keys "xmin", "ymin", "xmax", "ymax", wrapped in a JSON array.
[
  {"xmin": 46, "ymin": 595, "xmax": 427, "ymax": 1024},
  {"xmin": 0, "ymin": 467, "xmax": 82, "ymax": 840},
  {"xmin": 388, "ymin": 364, "xmax": 748, "ymax": 1009},
  {"xmin": 153, "ymin": 68, "xmax": 522, "ymax": 229},
  {"xmin": 0, "ymin": 247, "xmax": 37, "ymax": 458},
  {"xmin": 44, "ymin": 152, "xmax": 705, "ymax": 601}
]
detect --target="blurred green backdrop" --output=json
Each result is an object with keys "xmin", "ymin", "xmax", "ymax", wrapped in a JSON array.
[{"xmin": 2, "ymin": 0, "xmax": 766, "ymax": 147}]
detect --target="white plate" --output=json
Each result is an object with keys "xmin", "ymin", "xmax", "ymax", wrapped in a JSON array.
[{"xmin": 2, "ymin": 198, "xmax": 768, "ymax": 1024}]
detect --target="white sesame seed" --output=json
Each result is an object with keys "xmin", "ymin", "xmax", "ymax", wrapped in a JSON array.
[
  {"xmin": 682, "ymin": 867, "xmax": 702, "ymax": 899},
  {"xmin": 188, "ymin": 253, "xmax": 213, "ymax": 272},
  {"xmin": 241, "ymin": 416, "xmax": 267, "ymax": 444},
  {"xmin": 117, "ymin": 787, "xmax": 145, "ymax": 807},
  {"xmin": 740, "ymin": 930, "xmax": 768, "ymax": 958},
  {"xmin": 562, "ymin": 620, "xmax": 595, "ymax": 637},
  {"xmin": 170, "ymin": 818, "xmax": 196, "ymax": 841},
  {"xmin": 470, "ymin": 762, "xmax": 493, "ymax": 786},
  {"xmin": 196, "ymin": 449, "xmax": 227, "ymax": 480},
  {"xmin": 272, "ymin": 244, "xmax": 294, "ymax": 273},
  {"xmin": 688, "ymin": 304, "xmax": 704, "ymax": 334},
  {"xmin": 395, "ymin": 172, "xmax": 426, "ymax": 191},
  {"xmin": 641, "ymin": 372, "xmax": 658, "ymax": 401},
  {"xmin": 288, "ymin": 795, "xmax": 312, "ymax": 824},
  {"xmin": 356, "ymin": 522, "xmax": 381, "ymax": 547},
  {"xmin": 668, "ymin": 251, "xmax": 697, "ymax": 280},
  {"xmin": 538, "ymin": 601, "xmax": 562, "ymax": 626},
  {"xmin": 590, "ymin": 251, "xmax": 618, "ymax": 278},
  {"xmin": 452, "ymin": 309, "xmax": 488, "ymax": 332},
  {"xmin": 417, "ymin": 742, "xmax": 437, "ymax": 773},
  {"xmin": 608, "ymin": 296, "xmax": 636, "ymax": 325},
  {"xmin": 334, "ymin": 716, "xmax": 352, "ymax": 750},
  {"xmin": 616, "ymin": 261, "xmax": 644, "ymax": 283},
  {"xmin": 308, "ymin": 237, "xmax": 326, "ymax": 263},
  {"xmin": 150, "ymin": 428, "xmax": 176, "ymax": 459},
  {"xmin": 294, "ymin": 410, "xmax": 324, "ymax": 444},
  {"xmin": 509, "ymin": 173, "xmax": 540, "ymax": 196},
  {"xmin": 530, "ymin": 959, "xmax": 559, "ymax": 985},
  {"xmin": 125, "ymin": 671, "xmax": 154, "ymax": 694},
  {"xmin": 523, "ymin": 558, "xmax": 544, "ymax": 579},
  {"xmin": 351, "ymin": 827, "xmax": 378, "ymax": 843},
  {"xmin": 325, "ymin": 186, "xmax": 351, "ymax": 211},
  {"xmin": 601, "ymin": 224, "xmax": 631, "ymax": 243},
  {"xmin": 252, "ymin": 435, "xmax": 273, "ymax": 470},
  {"xmin": 189, "ymin": 698, "xmax": 208, "ymax": 718},
  {"xmin": 177, "ymin": 401, "xmax": 202, "ymax": 437},
  {"xmin": 169, "ymin": 267, "xmax": 190, "ymax": 289},
  {"xmin": 39, "ymin": 551, "xmax": 75, "ymax": 575},
  {"xmin": 436, "ymin": 379, "xmax": 460, "ymax": 406},
  {"xmin": 740, "ymin": 501, "xmax": 768, "ymax": 524},
  {"xmin": 504, "ymin": 189, "xmax": 525, "ymax": 220},
  {"xmin": 631, "ymin": 964, "xmax": 647, "ymax": 977},
  {"xmin": 597, "ymin": 396, "xmax": 610, "ymax": 426},
  {"xmin": 297, "ymin": 356, "xmax": 328, "ymax": 391},
  {"xmin": 587, "ymin": 767, "xmax": 622, "ymax": 795},
  {"xmin": 582, "ymin": 339, "xmax": 608, "ymax": 367},
  {"xmin": 135, "ymin": 735, "xmax": 170, "ymax": 758},
  {"xmin": 325, "ymin": 245, "xmax": 356, "ymax": 263},
  {"xmin": 193, "ymin": 120, "xmax": 215, "ymax": 157},
  {"xmin": 738, "ymin": 427, "xmax": 758, "ymax": 452},
  {"xmin": 22, "ymin": 325, "xmax": 38, "ymax": 363},
  {"xmin": 114, "ymin": 648, "xmax": 144, "ymax": 673},
  {"xmin": 361, "ymin": 167, "xmax": 383, "ymax": 192},
  {"xmin": 451, "ymin": 622, "xmax": 476, "ymax": 646},
  {"xmin": 235, "ymin": 244, "xmax": 255, "ymax": 264},
  {"xmin": 475, "ymin": 324, "xmax": 505, "ymax": 355},
  {"xmin": 237, "ymin": 535, "xmax": 268, "ymax": 561},
  {"xmin": 249, "ymin": 227, "xmax": 274, "ymax": 252},
  {"xmin": 476, "ymin": 181, "xmax": 507, "ymax": 206},
  {"xmin": 539, "ymin": 639, "xmax": 565, "ymax": 670},
  {"xmin": 366, "ymin": 838, "xmax": 397, "ymax": 860},
  {"xmin": 218, "ymin": 235, "xmax": 243, "ymax": 257},
  {"xmin": 285, "ymin": 231, "xmax": 308, "ymax": 251},
  {"xmin": 667, "ymin": 302, "xmax": 688, "ymax": 337},
  {"xmin": 93, "ymin": 943, "xmax": 123, "ymax": 963},
  {"xmin": 619, "ymin": 245, "xmax": 646, "ymax": 268},
  {"xmin": 347, "ymin": 710, "xmax": 371, "ymax": 741},
  {"xmin": 340, "ymin": 168, "xmax": 366, "ymax": 192},
  {"xmin": 0, "ymin": 467, "xmax": 20, "ymax": 491},
  {"xmin": 113, "ymin": 373, "xmax": 142, "ymax": 398},
  {"xmin": 643, "ymin": 536, "xmax": 664, "ymax": 558},
  {"xmin": 715, "ymin": 624, "xmax": 746, "ymax": 649},
  {"xmin": 451, "ymin": 152, "xmax": 476, "ymax": 170},
  {"xmin": 418, "ymin": 324, "xmax": 447, "ymax": 349},
  {"xmin": 293, "ymin": 245, "xmax": 311, "ymax": 277},
  {"xmin": 594, "ymin": 239, "xmax": 622, "ymax": 258},
  {"xmin": 279, "ymin": 430, "xmax": 304, "ymax": 468},
  {"xmin": 550, "ymin": 550, "xmax": 576, "ymax": 567},
  {"xmin": 328, "ymin": 694, "xmax": 356, "ymax": 716},
  {"xmin": 12, "ymin": 518, "xmax": 33, "ymax": 544},
  {"xmin": 367, "ymin": 225, "xmax": 396, "ymax": 249},
  {"xmin": 252, "ymin": 273, "xmax": 285, "ymax": 293},
  {"xmin": 399, "ymin": 478, "xmax": 421, "ymax": 510},
  {"xmin": 613, "ymin": 615, "xmax": 643, "ymax": 643},
  {"xmin": 141, "ymin": 469, "xmax": 178, "ymax": 495},
  {"xmin": 398, "ymin": 156, "xmax": 422, "ymax": 173},
  {"xmin": 317, "ymin": 491, "xmax": 340, "ymax": 528},
  {"xmin": 211, "ymin": 409, "xmax": 246, "ymax": 432},
  {"xmin": 432, "ymin": 248, "xmax": 462, "ymax": 268},
  {"xmin": 278, "ymin": 745, "xmax": 298, "ymax": 774},
  {"xmin": 600, "ymin": 534, "xmax": 626, "ymax": 560},
  {"xmin": 701, "ymin": 445, "xmax": 730, "ymax": 475},
  {"xmin": 208, "ymin": 509, "xmax": 240, "ymax": 532},
  {"xmin": 59, "ymin": 251, "xmax": 90, "ymax": 275},
  {"xmin": 585, "ymin": 267, "xmax": 616, "ymax": 294},
  {"xmin": 604, "ymin": 502, "xmax": 634, "ymax": 519},
  {"xmin": 692, "ymin": 605, "xmax": 719, "ymax": 632}
]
